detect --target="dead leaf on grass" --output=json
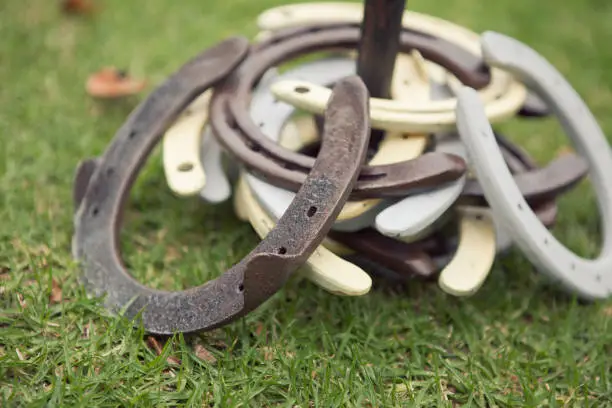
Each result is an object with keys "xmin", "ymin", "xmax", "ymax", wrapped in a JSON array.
[
  {"xmin": 262, "ymin": 346, "xmax": 274, "ymax": 361},
  {"xmin": 17, "ymin": 293, "xmax": 27, "ymax": 308},
  {"xmin": 50, "ymin": 279, "xmax": 63, "ymax": 304},
  {"xmin": 254, "ymin": 322, "xmax": 264, "ymax": 337},
  {"xmin": 86, "ymin": 68, "xmax": 147, "ymax": 99},
  {"xmin": 61, "ymin": 0, "xmax": 97, "ymax": 15},
  {"xmin": 193, "ymin": 343, "xmax": 217, "ymax": 364},
  {"xmin": 145, "ymin": 336, "xmax": 181, "ymax": 366}
]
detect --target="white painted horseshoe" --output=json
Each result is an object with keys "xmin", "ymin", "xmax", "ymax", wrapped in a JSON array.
[
  {"xmin": 198, "ymin": 127, "xmax": 232, "ymax": 204},
  {"xmin": 235, "ymin": 175, "xmax": 372, "ymax": 296},
  {"xmin": 246, "ymin": 56, "xmax": 435, "ymax": 232},
  {"xmin": 256, "ymin": 2, "xmax": 526, "ymax": 113},
  {"xmin": 374, "ymin": 82, "xmax": 467, "ymax": 239},
  {"xmin": 270, "ymin": 77, "xmax": 525, "ymax": 132},
  {"xmin": 162, "ymin": 91, "xmax": 209, "ymax": 196},
  {"xmin": 455, "ymin": 31, "xmax": 612, "ymax": 300}
]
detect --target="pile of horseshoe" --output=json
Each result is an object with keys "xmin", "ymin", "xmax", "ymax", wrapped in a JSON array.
[{"xmin": 71, "ymin": 1, "xmax": 612, "ymax": 335}]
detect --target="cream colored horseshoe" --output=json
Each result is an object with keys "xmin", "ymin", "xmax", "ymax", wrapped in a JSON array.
[
  {"xmin": 162, "ymin": 91, "xmax": 210, "ymax": 196},
  {"xmin": 437, "ymin": 207, "xmax": 497, "ymax": 296},
  {"xmin": 271, "ymin": 77, "xmax": 525, "ymax": 132},
  {"xmin": 235, "ymin": 171, "xmax": 372, "ymax": 296},
  {"xmin": 424, "ymin": 133, "xmax": 498, "ymax": 296},
  {"xmin": 256, "ymin": 2, "xmax": 526, "ymax": 112}
]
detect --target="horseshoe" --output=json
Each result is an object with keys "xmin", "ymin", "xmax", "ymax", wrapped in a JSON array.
[
  {"xmin": 255, "ymin": 1, "xmax": 549, "ymax": 117},
  {"xmin": 270, "ymin": 77, "xmax": 525, "ymax": 132},
  {"xmin": 455, "ymin": 31, "xmax": 612, "ymax": 300},
  {"xmin": 162, "ymin": 91, "xmax": 210, "ymax": 196},
  {"xmin": 71, "ymin": 37, "xmax": 372, "ymax": 334},
  {"xmin": 198, "ymin": 127, "xmax": 232, "ymax": 203},
  {"xmin": 210, "ymin": 23, "xmax": 476, "ymax": 200},
  {"xmin": 246, "ymin": 55, "xmax": 435, "ymax": 233}
]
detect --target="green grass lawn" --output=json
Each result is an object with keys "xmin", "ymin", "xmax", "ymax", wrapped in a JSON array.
[{"xmin": 2, "ymin": 0, "xmax": 612, "ymax": 406}]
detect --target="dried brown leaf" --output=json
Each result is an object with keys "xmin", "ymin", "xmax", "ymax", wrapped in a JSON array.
[
  {"xmin": 62, "ymin": 0, "xmax": 97, "ymax": 14},
  {"xmin": 86, "ymin": 68, "xmax": 146, "ymax": 98},
  {"xmin": 146, "ymin": 336, "xmax": 181, "ymax": 366},
  {"xmin": 82, "ymin": 323, "xmax": 91, "ymax": 339},
  {"xmin": 194, "ymin": 344, "xmax": 217, "ymax": 364},
  {"xmin": 17, "ymin": 293, "xmax": 27, "ymax": 308},
  {"xmin": 146, "ymin": 336, "xmax": 163, "ymax": 355},
  {"xmin": 262, "ymin": 346, "xmax": 274, "ymax": 361},
  {"xmin": 50, "ymin": 279, "xmax": 62, "ymax": 304}
]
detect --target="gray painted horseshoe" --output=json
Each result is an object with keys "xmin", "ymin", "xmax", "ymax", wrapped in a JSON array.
[
  {"xmin": 455, "ymin": 31, "xmax": 612, "ymax": 300},
  {"xmin": 374, "ymin": 83, "xmax": 467, "ymax": 238},
  {"xmin": 198, "ymin": 69, "xmax": 282, "ymax": 204},
  {"xmin": 199, "ymin": 127, "xmax": 232, "ymax": 203}
]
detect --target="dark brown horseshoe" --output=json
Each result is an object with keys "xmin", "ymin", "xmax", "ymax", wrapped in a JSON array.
[
  {"xmin": 329, "ymin": 132, "xmax": 570, "ymax": 281},
  {"xmin": 71, "ymin": 37, "xmax": 371, "ymax": 334},
  {"xmin": 461, "ymin": 134, "xmax": 589, "ymax": 206},
  {"xmin": 210, "ymin": 24, "xmax": 469, "ymax": 199}
]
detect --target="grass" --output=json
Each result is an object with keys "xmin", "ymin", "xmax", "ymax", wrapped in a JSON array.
[{"xmin": 1, "ymin": 0, "xmax": 612, "ymax": 406}]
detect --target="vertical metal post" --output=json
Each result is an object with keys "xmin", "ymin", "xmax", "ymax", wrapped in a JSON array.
[{"xmin": 356, "ymin": 0, "xmax": 406, "ymax": 150}]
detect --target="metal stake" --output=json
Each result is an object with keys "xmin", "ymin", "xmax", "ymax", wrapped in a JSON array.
[{"xmin": 356, "ymin": 0, "xmax": 406, "ymax": 150}]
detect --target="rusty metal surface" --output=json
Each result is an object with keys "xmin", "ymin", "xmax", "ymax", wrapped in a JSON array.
[
  {"xmin": 356, "ymin": 0, "xmax": 406, "ymax": 149},
  {"xmin": 210, "ymin": 23, "xmax": 476, "ymax": 199},
  {"xmin": 71, "ymin": 35, "xmax": 371, "ymax": 334}
]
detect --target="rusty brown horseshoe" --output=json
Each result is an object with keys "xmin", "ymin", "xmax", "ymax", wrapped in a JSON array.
[
  {"xmin": 71, "ymin": 37, "xmax": 371, "ymax": 334},
  {"xmin": 210, "ymin": 24, "xmax": 470, "ymax": 199}
]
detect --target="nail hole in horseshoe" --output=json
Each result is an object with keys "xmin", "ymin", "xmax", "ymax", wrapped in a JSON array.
[
  {"xmin": 106, "ymin": 168, "xmax": 114, "ymax": 176},
  {"xmin": 570, "ymin": 263, "xmax": 576, "ymax": 271},
  {"xmin": 258, "ymin": 122, "xmax": 264, "ymax": 127},
  {"xmin": 596, "ymin": 274, "xmax": 602, "ymax": 282},
  {"xmin": 177, "ymin": 162, "xmax": 194, "ymax": 172},
  {"xmin": 129, "ymin": 130, "xmax": 137, "ymax": 139},
  {"xmin": 237, "ymin": 283, "xmax": 244, "ymax": 293},
  {"xmin": 278, "ymin": 247, "xmax": 287, "ymax": 254},
  {"xmin": 307, "ymin": 206, "xmax": 317, "ymax": 217},
  {"xmin": 517, "ymin": 203, "xmax": 523, "ymax": 210},
  {"xmin": 92, "ymin": 207, "xmax": 99, "ymax": 216},
  {"xmin": 475, "ymin": 214, "xmax": 483, "ymax": 221},
  {"xmin": 295, "ymin": 86, "xmax": 310, "ymax": 94},
  {"xmin": 544, "ymin": 238, "xmax": 549, "ymax": 245}
]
